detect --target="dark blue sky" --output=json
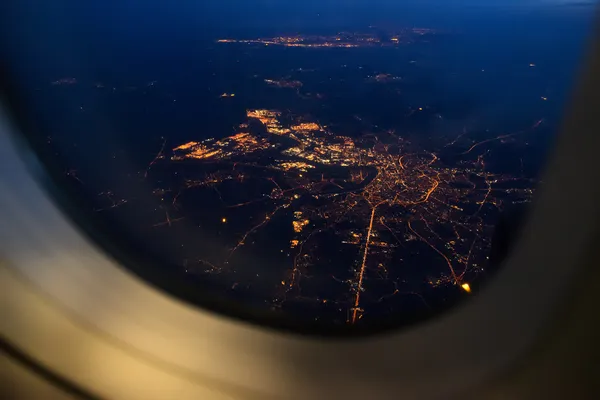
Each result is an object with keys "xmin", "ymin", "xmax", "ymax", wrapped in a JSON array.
[
  {"xmin": 4, "ymin": 1, "xmax": 596, "ymax": 31},
  {"xmin": 108, "ymin": 1, "xmax": 596, "ymax": 27},
  {"xmin": 2, "ymin": 1, "xmax": 595, "ymax": 42},
  {"xmin": 0, "ymin": 0, "xmax": 595, "ymax": 85}
]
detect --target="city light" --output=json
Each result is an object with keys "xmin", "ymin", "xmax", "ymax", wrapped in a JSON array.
[
  {"xmin": 135, "ymin": 25, "xmax": 543, "ymax": 324},
  {"xmin": 41, "ymin": 8, "xmax": 568, "ymax": 327},
  {"xmin": 216, "ymin": 29, "xmax": 435, "ymax": 49},
  {"xmin": 167, "ymin": 107, "xmax": 540, "ymax": 324},
  {"xmin": 292, "ymin": 219, "xmax": 310, "ymax": 233}
]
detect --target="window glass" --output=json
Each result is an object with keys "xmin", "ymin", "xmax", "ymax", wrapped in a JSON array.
[{"xmin": 1, "ymin": 1, "xmax": 595, "ymax": 329}]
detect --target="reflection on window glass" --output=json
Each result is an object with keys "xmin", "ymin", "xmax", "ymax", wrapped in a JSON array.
[{"xmin": 1, "ymin": 1, "xmax": 595, "ymax": 327}]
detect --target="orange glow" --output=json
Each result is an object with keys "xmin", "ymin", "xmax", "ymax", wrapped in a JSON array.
[
  {"xmin": 172, "ymin": 132, "xmax": 271, "ymax": 161},
  {"xmin": 290, "ymin": 239, "xmax": 299, "ymax": 248},
  {"xmin": 172, "ymin": 142, "xmax": 223, "ymax": 160},
  {"xmin": 461, "ymin": 283, "xmax": 471, "ymax": 293},
  {"xmin": 173, "ymin": 141, "xmax": 200, "ymax": 151},
  {"xmin": 278, "ymin": 162, "xmax": 315, "ymax": 171},
  {"xmin": 292, "ymin": 219, "xmax": 310, "ymax": 233},
  {"xmin": 247, "ymin": 109, "xmax": 290, "ymax": 135},
  {"xmin": 230, "ymin": 132, "xmax": 250, "ymax": 140},
  {"xmin": 291, "ymin": 122, "xmax": 320, "ymax": 132},
  {"xmin": 221, "ymin": 217, "xmax": 227, "ymax": 223},
  {"xmin": 192, "ymin": 149, "xmax": 222, "ymax": 159},
  {"xmin": 351, "ymin": 205, "xmax": 379, "ymax": 324}
]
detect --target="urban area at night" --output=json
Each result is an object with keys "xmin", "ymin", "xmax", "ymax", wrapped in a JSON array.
[{"xmin": 31, "ymin": 3, "xmax": 592, "ymax": 327}]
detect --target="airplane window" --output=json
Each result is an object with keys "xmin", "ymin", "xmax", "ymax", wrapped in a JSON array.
[{"xmin": 1, "ymin": 1, "xmax": 595, "ymax": 332}]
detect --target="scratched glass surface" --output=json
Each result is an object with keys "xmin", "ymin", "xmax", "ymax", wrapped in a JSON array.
[{"xmin": 4, "ymin": 1, "xmax": 594, "ymax": 326}]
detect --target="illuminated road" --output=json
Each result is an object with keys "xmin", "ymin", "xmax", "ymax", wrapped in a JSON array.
[{"xmin": 351, "ymin": 203, "xmax": 379, "ymax": 324}]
